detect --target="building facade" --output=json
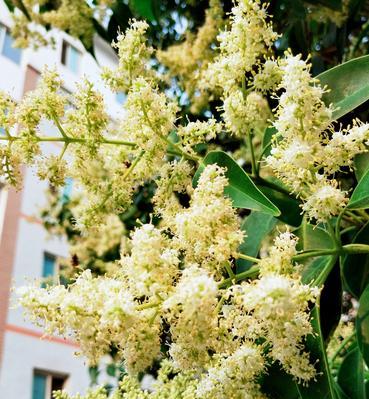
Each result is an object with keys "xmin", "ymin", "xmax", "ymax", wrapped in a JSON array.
[{"xmin": 0, "ymin": 2, "xmax": 122, "ymax": 397}]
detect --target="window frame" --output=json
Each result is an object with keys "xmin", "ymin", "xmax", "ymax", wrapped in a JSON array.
[
  {"xmin": 61, "ymin": 40, "xmax": 82, "ymax": 74},
  {"xmin": 0, "ymin": 22, "xmax": 22, "ymax": 64},
  {"xmin": 41, "ymin": 252, "xmax": 60, "ymax": 286},
  {"xmin": 32, "ymin": 369, "xmax": 68, "ymax": 399}
]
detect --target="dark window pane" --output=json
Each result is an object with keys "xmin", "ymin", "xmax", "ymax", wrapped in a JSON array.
[{"xmin": 51, "ymin": 375, "xmax": 65, "ymax": 392}]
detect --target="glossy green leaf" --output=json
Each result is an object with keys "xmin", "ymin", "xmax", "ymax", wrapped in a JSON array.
[
  {"xmin": 261, "ymin": 126, "xmax": 278, "ymax": 158},
  {"xmin": 297, "ymin": 305, "xmax": 337, "ymax": 399},
  {"xmin": 296, "ymin": 222, "xmax": 334, "ymax": 251},
  {"xmin": 318, "ymin": 55, "xmax": 369, "ymax": 120},
  {"xmin": 356, "ymin": 283, "xmax": 369, "ymax": 367},
  {"xmin": 342, "ymin": 222, "xmax": 369, "ymax": 298},
  {"xmin": 258, "ymin": 184, "xmax": 302, "ymax": 226},
  {"xmin": 236, "ymin": 212, "xmax": 277, "ymax": 273},
  {"xmin": 261, "ymin": 363, "xmax": 300, "ymax": 399},
  {"xmin": 354, "ymin": 152, "xmax": 369, "ymax": 182},
  {"xmin": 348, "ymin": 168, "xmax": 369, "ymax": 210},
  {"xmin": 108, "ymin": 2, "xmax": 132, "ymax": 43},
  {"xmin": 301, "ymin": 256, "xmax": 333, "ymax": 285},
  {"xmin": 193, "ymin": 151, "xmax": 280, "ymax": 216},
  {"xmin": 129, "ymin": 0, "xmax": 156, "ymax": 21},
  {"xmin": 300, "ymin": 255, "xmax": 341, "ymax": 342},
  {"xmin": 334, "ymin": 381, "xmax": 351, "ymax": 399},
  {"xmin": 337, "ymin": 346, "xmax": 365, "ymax": 399}
]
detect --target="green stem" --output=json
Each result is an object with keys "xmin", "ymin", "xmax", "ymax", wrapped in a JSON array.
[
  {"xmin": 51, "ymin": 112, "xmax": 68, "ymax": 138},
  {"xmin": 221, "ymin": 243, "xmax": 369, "ymax": 289},
  {"xmin": 292, "ymin": 249, "xmax": 339, "ymax": 261},
  {"xmin": 343, "ymin": 243, "xmax": 369, "ymax": 254},
  {"xmin": 357, "ymin": 209, "xmax": 369, "ymax": 221},
  {"xmin": 136, "ymin": 301, "xmax": 160, "ymax": 311},
  {"xmin": 335, "ymin": 208, "xmax": 346, "ymax": 241},
  {"xmin": 58, "ymin": 142, "xmax": 69, "ymax": 161},
  {"xmin": 99, "ymin": 150, "xmax": 145, "ymax": 209},
  {"xmin": 122, "ymin": 149, "xmax": 145, "ymax": 180},
  {"xmin": 236, "ymin": 253, "xmax": 260, "ymax": 263},
  {"xmin": 224, "ymin": 263, "xmax": 235, "ymax": 279},
  {"xmin": 0, "ymin": 135, "xmax": 137, "ymax": 147},
  {"xmin": 329, "ymin": 331, "xmax": 356, "ymax": 365},
  {"xmin": 346, "ymin": 210, "xmax": 364, "ymax": 225},
  {"xmin": 139, "ymin": 99, "xmax": 199, "ymax": 162},
  {"xmin": 327, "ymin": 220, "xmax": 341, "ymax": 249},
  {"xmin": 218, "ymin": 265, "xmax": 260, "ymax": 289},
  {"xmin": 340, "ymin": 226, "xmax": 357, "ymax": 236},
  {"xmin": 247, "ymin": 130, "xmax": 258, "ymax": 177}
]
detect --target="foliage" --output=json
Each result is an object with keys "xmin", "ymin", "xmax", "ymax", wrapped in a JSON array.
[{"xmin": 3, "ymin": 0, "xmax": 369, "ymax": 398}]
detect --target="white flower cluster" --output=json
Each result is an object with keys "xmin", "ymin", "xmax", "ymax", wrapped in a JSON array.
[
  {"xmin": 267, "ymin": 54, "xmax": 369, "ymax": 221},
  {"xmin": 11, "ymin": 1, "xmax": 368, "ymax": 397},
  {"xmin": 18, "ymin": 270, "xmax": 161, "ymax": 374},
  {"xmin": 222, "ymin": 89, "xmax": 270, "ymax": 137},
  {"xmin": 173, "ymin": 164, "xmax": 244, "ymax": 276},
  {"xmin": 121, "ymin": 224, "xmax": 180, "ymax": 298},
  {"xmin": 202, "ymin": 0, "xmax": 278, "ymax": 93},
  {"xmin": 19, "ymin": 228, "xmax": 319, "ymax": 397},
  {"xmin": 101, "ymin": 20, "xmax": 154, "ymax": 92}
]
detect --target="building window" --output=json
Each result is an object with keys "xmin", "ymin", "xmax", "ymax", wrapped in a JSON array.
[
  {"xmin": 41, "ymin": 253, "xmax": 57, "ymax": 287},
  {"xmin": 32, "ymin": 370, "xmax": 67, "ymax": 399},
  {"xmin": 0, "ymin": 24, "xmax": 22, "ymax": 64},
  {"xmin": 61, "ymin": 41, "xmax": 81, "ymax": 74},
  {"xmin": 116, "ymin": 92, "xmax": 126, "ymax": 105}
]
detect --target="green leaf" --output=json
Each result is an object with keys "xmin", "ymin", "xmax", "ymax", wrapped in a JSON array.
[
  {"xmin": 354, "ymin": 152, "xmax": 369, "ymax": 182},
  {"xmin": 301, "ymin": 256, "xmax": 333, "ymax": 285},
  {"xmin": 342, "ymin": 222, "xmax": 369, "ymax": 299},
  {"xmin": 337, "ymin": 345, "xmax": 365, "ymax": 399},
  {"xmin": 296, "ymin": 221, "xmax": 341, "ymax": 341},
  {"xmin": 258, "ymin": 184, "xmax": 302, "ymax": 226},
  {"xmin": 297, "ymin": 305, "xmax": 337, "ymax": 399},
  {"xmin": 88, "ymin": 365, "xmax": 99, "ymax": 385},
  {"xmin": 193, "ymin": 151, "xmax": 280, "ymax": 216},
  {"xmin": 106, "ymin": 363, "xmax": 116, "ymax": 377},
  {"xmin": 129, "ymin": 0, "xmax": 156, "ymax": 21},
  {"xmin": 261, "ymin": 126, "xmax": 278, "ymax": 158},
  {"xmin": 317, "ymin": 55, "xmax": 369, "ymax": 120},
  {"xmin": 108, "ymin": 1, "xmax": 132, "ymax": 43},
  {"xmin": 356, "ymin": 283, "xmax": 369, "ymax": 367},
  {"xmin": 3, "ymin": 0, "xmax": 15, "ymax": 12},
  {"xmin": 296, "ymin": 222, "xmax": 334, "ymax": 252},
  {"xmin": 348, "ymin": 168, "xmax": 369, "ymax": 210},
  {"xmin": 236, "ymin": 212, "xmax": 277, "ymax": 273},
  {"xmin": 334, "ymin": 381, "xmax": 351, "ymax": 399},
  {"xmin": 261, "ymin": 363, "xmax": 300, "ymax": 399}
]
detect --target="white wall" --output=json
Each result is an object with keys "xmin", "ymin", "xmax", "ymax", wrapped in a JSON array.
[
  {"xmin": 0, "ymin": 332, "xmax": 90, "ymax": 397},
  {"xmin": 0, "ymin": 0, "xmax": 121, "ymax": 396}
]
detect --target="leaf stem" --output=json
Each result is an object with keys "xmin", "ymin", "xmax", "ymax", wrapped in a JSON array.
[
  {"xmin": 218, "ymin": 265, "xmax": 259, "ymax": 289},
  {"xmin": 329, "ymin": 331, "xmax": 356, "ymax": 365},
  {"xmin": 224, "ymin": 243, "xmax": 369, "ymax": 289},
  {"xmin": 235, "ymin": 253, "xmax": 260, "ymax": 263},
  {"xmin": 247, "ymin": 130, "xmax": 258, "ymax": 178}
]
